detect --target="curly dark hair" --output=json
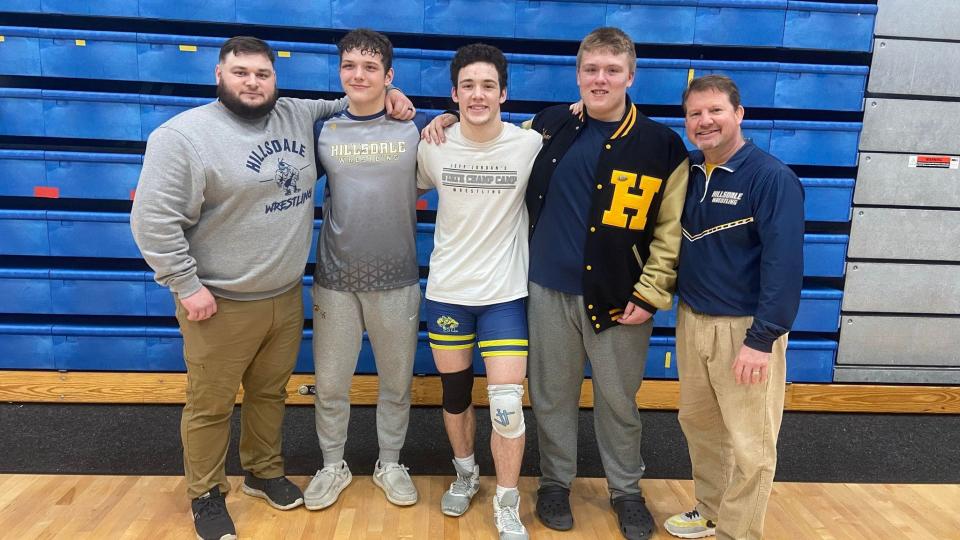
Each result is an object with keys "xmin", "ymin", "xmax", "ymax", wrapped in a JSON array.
[{"xmin": 338, "ymin": 28, "xmax": 393, "ymax": 71}]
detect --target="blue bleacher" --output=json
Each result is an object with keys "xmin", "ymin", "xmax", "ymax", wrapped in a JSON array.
[
  {"xmin": 138, "ymin": 0, "xmax": 236, "ymax": 23},
  {"xmin": 0, "ymin": 150, "xmax": 855, "ymax": 219},
  {"xmin": 237, "ymin": 0, "xmax": 334, "ymax": 28},
  {"xmin": 4, "ymin": 1, "xmax": 878, "ymax": 52},
  {"xmin": 0, "ymin": 26, "xmax": 41, "ymax": 77},
  {"xmin": 605, "ymin": 0, "xmax": 698, "ymax": 45},
  {"xmin": 0, "ymin": 324, "xmax": 54, "ymax": 370},
  {"xmin": 39, "ymin": 0, "xmax": 138, "ymax": 17},
  {"xmin": 515, "ymin": 0, "xmax": 607, "ymax": 42},
  {"xmin": 0, "ymin": 89, "xmax": 865, "ymax": 166},
  {"xmin": 694, "ymin": 0, "xmax": 787, "ymax": 48},
  {"xmin": 136, "ymin": 34, "xmax": 223, "ymax": 86},
  {"xmin": 331, "ymin": 0, "xmax": 423, "ymax": 33},
  {"xmin": 1, "ymin": 25, "xmax": 868, "ymax": 112},
  {"xmin": 2, "ymin": 268, "xmax": 840, "ymax": 333},
  {"xmin": 801, "ymin": 178, "xmax": 854, "ymax": 222},
  {"xmin": 39, "ymin": 29, "xmax": 138, "ymax": 81},
  {"xmin": 0, "ymin": 210, "xmax": 849, "ymax": 277},
  {"xmin": 784, "ymin": 1, "xmax": 877, "ymax": 52},
  {"xmin": 0, "ymin": 210, "xmax": 49, "ymax": 256},
  {"xmin": 0, "ymin": 321, "xmax": 836, "ymax": 382},
  {"xmin": 2, "ymin": 0, "xmax": 41, "ymax": 12},
  {"xmin": 0, "ymin": 0, "xmax": 869, "ymax": 385},
  {"xmin": 0, "ymin": 150, "xmax": 142, "ymax": 200}
]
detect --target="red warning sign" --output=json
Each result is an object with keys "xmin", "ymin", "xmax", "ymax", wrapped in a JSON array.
[{"xmin": 909, "ymin": 155, "xmax": 959, "ymax": 169}]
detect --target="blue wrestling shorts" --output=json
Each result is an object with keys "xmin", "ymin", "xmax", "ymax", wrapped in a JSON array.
[{"xmin": 425, "ymin": 298, "xmax": 528, "ymax": 358}]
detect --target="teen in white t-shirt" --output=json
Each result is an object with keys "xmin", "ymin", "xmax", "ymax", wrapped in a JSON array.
[{"xmin": 416, "ymin": 44, "xmax": 541, "ymax": 540}]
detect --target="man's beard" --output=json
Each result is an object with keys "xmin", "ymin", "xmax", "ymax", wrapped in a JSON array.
[{"xmin": 217, "ymin": 82, "xmax": 279, "ymax": 120}]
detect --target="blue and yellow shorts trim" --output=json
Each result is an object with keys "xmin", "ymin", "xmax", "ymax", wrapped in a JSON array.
[{"xmin": 425, "ymin": 298, "xmax": 529, "ymax": 358}]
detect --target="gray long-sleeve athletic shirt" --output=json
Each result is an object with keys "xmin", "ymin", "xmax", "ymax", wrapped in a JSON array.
[
  {"xmin": 314, "ymin": 109, "xmax": 420, "ymax": 292},
  {"xmin": 131, "ymin": 97, "xmax": 346, "ymax": 301}
]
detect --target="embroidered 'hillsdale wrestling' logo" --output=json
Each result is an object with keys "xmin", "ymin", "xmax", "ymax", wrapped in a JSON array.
[{"xmin": 436, "ymin": 316, "xmax": 459, "ymax": 333}]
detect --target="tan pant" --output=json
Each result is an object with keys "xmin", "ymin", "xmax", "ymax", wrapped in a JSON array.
[
  {"xmin": 176, "ymin": 285, "xmax": 303, "ymax": 499},
  {"xmin": 675, "ymin": 302, "xmax": 787, "ymax": 540}
]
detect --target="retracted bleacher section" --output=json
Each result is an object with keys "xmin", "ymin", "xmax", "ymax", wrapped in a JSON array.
[{"xmin": 0, "ymin": 0, "xmax": 876, "ymax": 389}]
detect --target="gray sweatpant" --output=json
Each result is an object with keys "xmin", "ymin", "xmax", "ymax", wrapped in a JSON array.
[
  {"xmin": 527, "ymin": 282, "xmax": 653, "ymax": 497},
  {"xmin": 311, "ymin": 282, "xmax": 420, "ymax": 465}
]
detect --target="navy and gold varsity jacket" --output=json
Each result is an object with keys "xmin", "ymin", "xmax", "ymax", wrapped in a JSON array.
[{"xmin": 526, "ymin": 98, "xmax": 689, "ymax": 333}]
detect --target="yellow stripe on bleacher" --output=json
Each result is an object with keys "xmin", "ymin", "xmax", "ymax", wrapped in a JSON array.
[
  {"xmin": 75, "ymin": 39, "xmax": 86, "ymax": 47},
  {"xmin": 179, "ymin": 44, "xmax": 197, "ymax": 52},
  {"xmin": 0, "ymin": 36, "xmax": 5, "ymax": 43},
  {"xmin": 688, "ymin": 68, "xmax": 695, "ymax": 84},
  {"xmin": 478, "ymin": 339, "xmax": 528, "ymax": 348},
  {"xmin": 278, "ymin": 51, "xmax": 291, "ymax": 58},
  {"xmin": 428, "ymin": 332, "xmax": 476, "ymax": 342},
  {"xmin": 665, "ymin": 351, "xmax": 672, "ymax": 369}
]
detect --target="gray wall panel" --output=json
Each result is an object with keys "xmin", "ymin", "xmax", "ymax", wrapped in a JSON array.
[
  {"xmin": 875, "ymin": 0, "xmax": 960, "ymax": 40},
  {"xmin": 838, "ymin": 316, "xmax": 960, "ymax": 366},
  {"xmin": 848, "ymin": 208, "xmax": 960, "ymax": 260},
  {"xmin": 860, "ymin": 99, "xmax": 960, "ymax": 154},
  {"xmin": 842, "ymin": 262, "xmax": 960, "ymax": 314},
  {"xmin": 868, "ymin": 39, "xmax": 960, "ymax": 97},
  {"xmin": 855, "ymin": 153, "xmax": 960, "ymax": 207},
  {"xmin": 834, "ymin": 366, "xmax": 960, "ymax": 384}
]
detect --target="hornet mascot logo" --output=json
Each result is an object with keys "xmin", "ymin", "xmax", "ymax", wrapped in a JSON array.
[{"xmin": 436, "ymin": 316, "xmax": 460, "ymax": 333}]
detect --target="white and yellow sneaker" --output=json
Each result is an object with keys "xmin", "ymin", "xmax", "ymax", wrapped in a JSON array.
[{"xmin": 664, "ymin": 509, "xmax": 717, "ymax": 538}]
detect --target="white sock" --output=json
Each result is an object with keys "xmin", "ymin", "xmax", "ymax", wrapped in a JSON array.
[
  {"xmin": 454, "ymin": 454, "xmax": 476, "ymax": 471},
  {"xmin": 496, "ymin": 485, "xmax": 518, "ymax": 500},
  {"xmin": 324, "ymin": 460, "xmax": 345, "ymax": 470}
]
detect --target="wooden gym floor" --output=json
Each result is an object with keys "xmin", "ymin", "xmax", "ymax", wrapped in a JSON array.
[{"xmin": 1, "ymin": 474, "xmax": 957, "ymax": 539}]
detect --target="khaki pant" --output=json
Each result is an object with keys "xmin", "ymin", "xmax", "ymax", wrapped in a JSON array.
[
  {"xmin": 176, "ymin": 285, "xmax": 303, "ymax": 499},
  {"xmin": 675, "ymin": 302, "xmax": 787, "ymax": 540}
]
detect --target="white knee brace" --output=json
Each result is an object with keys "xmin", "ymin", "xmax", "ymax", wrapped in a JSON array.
[{"xmin": 487, "ymin": 384, "xmax": 525, "ymax": 439}]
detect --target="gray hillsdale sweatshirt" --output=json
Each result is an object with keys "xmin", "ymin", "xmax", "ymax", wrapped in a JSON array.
[{"xmin": 131, "ymin": 97, "xmax": 346, "ymax": 301}]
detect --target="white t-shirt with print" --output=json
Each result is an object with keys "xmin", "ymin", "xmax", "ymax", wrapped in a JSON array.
[{"xmin": 417, "ymin": 122, "xmax": 542, "ymax": 305}]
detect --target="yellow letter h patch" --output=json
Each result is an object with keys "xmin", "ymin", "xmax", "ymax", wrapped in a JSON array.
[{"xmin": 601, "ymin": 170, "xmax": 663, "ymax": 230}]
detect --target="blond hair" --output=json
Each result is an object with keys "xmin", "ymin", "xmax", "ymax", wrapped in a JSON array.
[{"xmin": 576, "ymin": 27, "xmax": 636, "ymax": 73}]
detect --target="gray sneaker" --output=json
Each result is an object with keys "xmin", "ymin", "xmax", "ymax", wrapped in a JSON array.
[
  {"xmin": 441, "ymin": 459, "xmax": 480, "ymax": 517},
  {"xmin": 493, "ymin": 489, "xmax": 529, "ymax": 540},
  {"xmin": 304, "ymin": 461, "xmax": 352, "ymax": 510},
  {"xmin": 372, "ymin": 460, "xmax": 418, "ymax": 506}
]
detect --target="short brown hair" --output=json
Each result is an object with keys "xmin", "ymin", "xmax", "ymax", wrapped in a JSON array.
[
  {"xmin": 576, "ymin": 27, "xmax": 636, "ymax": 74},
  {"xmin": 219, "ymin": 36, "xmax": 274, "ymax": 64},
  {"xmin": 683, "ymin": 74, "xmax": 742, "ymax": 113}
]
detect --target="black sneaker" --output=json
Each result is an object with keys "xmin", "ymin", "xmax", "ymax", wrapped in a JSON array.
[
  {"xmin": 241, "ymin": 471, "xmax": 304, "ymax": 510},
  {"xmin": 191, "ymin": 487, "xmax": 237, "ymax": 540},
  {"xmin": 611, "ymin": 493, "xmax": 655, "ymax": 540}
]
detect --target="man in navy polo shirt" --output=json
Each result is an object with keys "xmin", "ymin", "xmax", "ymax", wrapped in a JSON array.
[{"xmin": 664, "ymin": 74, "xmax": 804, "ymax": 540}]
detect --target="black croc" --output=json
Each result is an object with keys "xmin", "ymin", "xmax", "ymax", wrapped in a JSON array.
[
  {"xmin": 611, "ymin": 493, "xmax": 655, "ymax": 540},
  {"xmin": 536, "ymin": 484, "xmax": 574, "ymax": 531}
]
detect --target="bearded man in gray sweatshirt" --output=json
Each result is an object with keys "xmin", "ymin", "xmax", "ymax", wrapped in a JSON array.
[{"xmin": 130, "ymin": 36, "xmax": 413, "ymax": 540}]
